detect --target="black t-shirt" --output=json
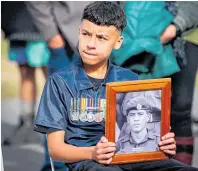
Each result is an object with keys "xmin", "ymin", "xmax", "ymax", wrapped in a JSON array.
[{"xmin": 87, "ymin": 75, "xmax": 104, "ymax": 88}]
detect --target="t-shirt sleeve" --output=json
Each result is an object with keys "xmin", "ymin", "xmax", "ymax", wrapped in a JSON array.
[
  {"xmin": 34, "ymin": 75, "xmax": 68, "ymax": 134},
  {"xmin": 34, "ymin": 125, "xmax": 61, "ymax": 134}
]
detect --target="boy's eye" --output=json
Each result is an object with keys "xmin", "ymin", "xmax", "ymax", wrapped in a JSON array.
[
  {"xmin": 82, "ymin": 32, "xmax": 88, "ymax": 36},
  {"xmin": 97, "ymin": 36, "xmax": 107, "ymax": 41}
]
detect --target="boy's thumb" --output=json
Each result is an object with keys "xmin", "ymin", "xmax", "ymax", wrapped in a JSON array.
[{"xmin": 100, "ymin": 136, "xmax": 108, "ymax": 143}]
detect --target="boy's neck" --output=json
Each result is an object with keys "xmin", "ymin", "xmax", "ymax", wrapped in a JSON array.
[{"xmin": 83, "ymin": 61, "xmax": 108, "ymax": 79}]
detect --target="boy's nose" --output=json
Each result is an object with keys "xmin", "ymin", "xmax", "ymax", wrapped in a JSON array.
[{"xmin": 87, "ymin": 38, "xmax": 96, "ymax": 49}]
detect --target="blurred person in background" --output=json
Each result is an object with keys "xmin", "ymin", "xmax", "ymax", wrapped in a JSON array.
[
  {"xmin": 1, "ymin": 1, "xmax": 49, "ymax": 145},
  {"xmin": 1, "ymin": 149, "xmax": 4, "ymax": 171},
  {"xmin": 112, "ymin": 1, "xmax": 198, "ymax": 165},
  {"xmin": 165, "ymin": 2, "xmax": 198, "ymax": 165},
  {"xmin": 27, "ymin": 2, "xmax": 90, "ymax": 171}
]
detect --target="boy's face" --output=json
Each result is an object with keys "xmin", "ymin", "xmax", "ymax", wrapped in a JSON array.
[{"xmin": 78, "ymin": 19, "xmax": 123, "ymax": 66}]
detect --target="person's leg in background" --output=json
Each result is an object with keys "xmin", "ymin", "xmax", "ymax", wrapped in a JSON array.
[
  {"xmin": 18, "ymin": 63, "xmax": 36, "ymax": 128},
  {"xmin": 191, "ymin": 68, "xmax": 198, "ymax": 135},
  {"xmin": 41, "ymin": 66, "xmax": 48, "ymax": 79},
  {"xmin": 3, "ymin": 64, "xmax": 37, "ymax": 144},
  {"xmin": 171, "ymin": 42, "xmax": 198, "ymax": 165},
  {"xmin": 2, "ymin": 41, "xmax": 39, "ymax": 145}
]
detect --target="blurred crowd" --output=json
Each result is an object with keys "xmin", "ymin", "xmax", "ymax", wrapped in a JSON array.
[{"xmin": 1, "ymin": 1, "xmax": 198, "ymax": 171}]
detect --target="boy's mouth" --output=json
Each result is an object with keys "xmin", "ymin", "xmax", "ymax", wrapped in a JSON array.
[{"xmin": 83, "ymin": 51, "xmax": 97, "ymax": 56}]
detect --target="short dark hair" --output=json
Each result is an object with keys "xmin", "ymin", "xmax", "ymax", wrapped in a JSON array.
[{"xmin": 82, "ymin": 1, "xmax": 126, "ymax": 31}]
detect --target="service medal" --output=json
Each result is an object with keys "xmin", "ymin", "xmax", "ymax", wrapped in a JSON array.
[
  {"xmin": 100, "ymin": 111, "xmax": 105, "ymax": 120},
  {"xmin": 79, "ymin": 111, "xmax": 87, "ymax": 122},
  {"xmin": 71, "ymin": 111, "xmax": 79, "ymax": 121},
  {"xmin": 87, "ymin": 112, "xmax": 94, "ymax": 122},
  {"xmin": 94, "ymin": 113, "xmax": 103, "ymax": 122}
]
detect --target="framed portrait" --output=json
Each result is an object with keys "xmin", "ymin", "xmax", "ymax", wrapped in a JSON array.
[{"xmin": 105, "ymin": 78, "xmax": 171, "ymax": 164}]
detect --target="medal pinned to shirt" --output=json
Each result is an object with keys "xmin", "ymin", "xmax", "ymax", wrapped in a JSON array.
[
  {"xmin": 100, "ymin": 99, "xmax": 106, "ymax": 119},
  {"xmin": 79, "ymin": 98, "xmax": 87, "ymax": 122},
  {"xmin": 87, "ymin": 98, "xmax": 94, "ymax": 122},
  {"xmin": 70, "ymin": 97, "xmax": 106, "ymax": 122},
  {"xmin": 94, "ymin": 98, "xmax": 103, "ymax": 122},
  {"xmin": 70, "ymin": 98, "xmax": 79, "ymax": 121}
]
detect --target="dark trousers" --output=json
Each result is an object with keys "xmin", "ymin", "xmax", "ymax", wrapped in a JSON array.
[
  {"xmin": 170, "ymin": 42, "xmax": 198, "ymax": 165},
  {"xmin": 171, "ymin": 42, "xmax": 198, "ymax": 137},
  {"xmin": 77, "ymin": 159, "xmax": 198, "ymax": 171}
]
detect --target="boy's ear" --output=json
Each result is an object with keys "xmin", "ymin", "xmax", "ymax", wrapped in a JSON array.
[
  {"xmin": 78, "ymin": 26, "xmax": 82, "ymax": 40},
  {"xmin": 78, "ymin": 27, "xmax": 81, "ymax": 35},
  {"xmin": 114, "ymin": 36, "xmax": 124, "ymax": 50}
]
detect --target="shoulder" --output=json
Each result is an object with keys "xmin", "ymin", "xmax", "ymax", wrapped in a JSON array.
[
  {"xmin": 148, "ymin": 131, "xmax": 160, "ymax": 142},
  {"xmin": 46, "ymin": 64, "xmax": 77, "ymax": 91},
  {"xmin": 117, "ymin": 134, "xmax": 130, "ymax": 143},
  {"xmin": 111, "ymin": 64, "xmax": 139, "ymax": 81},
  {"xmin": 50, "ymin": 63, "xmax": 76, "ymax": 82}
]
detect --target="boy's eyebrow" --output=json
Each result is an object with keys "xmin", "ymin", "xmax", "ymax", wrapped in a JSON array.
[
  {"xmin": 81, "ymin": 29, "xmax": 92, "ymax": 35},
  {"xmin": 81, "ymin": 29, "xmax": 109, "ymax": 39},
  {"xmin": 97, "ymin": 33, "xmax": 109, "ymax": 39}
]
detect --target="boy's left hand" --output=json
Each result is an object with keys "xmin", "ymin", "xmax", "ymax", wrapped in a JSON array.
[{"xmin": 159, "ymin": 132, "xmax": 176, "ymax": 156}]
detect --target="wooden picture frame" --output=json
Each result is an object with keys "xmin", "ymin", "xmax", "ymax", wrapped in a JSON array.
[{"xmin": 105, "ymin": 78, "xmax": 171, "ymax": 164}]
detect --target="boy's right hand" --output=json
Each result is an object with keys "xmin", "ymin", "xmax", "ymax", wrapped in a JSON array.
[{"xmin": 92, "ymin": 136, "xmax": 116, "ymax": 164}]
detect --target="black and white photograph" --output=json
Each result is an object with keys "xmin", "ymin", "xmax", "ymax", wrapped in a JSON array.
[{"xmin": 115, "ymin": 90, "xmax": 161, "ymax": 154}]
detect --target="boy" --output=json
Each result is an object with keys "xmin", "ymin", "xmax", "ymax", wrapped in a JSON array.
[{"xmin": 34, "ymin": 2, "xmax": 196, "ymax": 171}]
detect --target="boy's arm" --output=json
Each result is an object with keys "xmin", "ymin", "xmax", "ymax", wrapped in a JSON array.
[
  {"xmin": 48, "ymin": 130, "xmax": 93, "ymax": 163},
  {"xmin": 48, "ymin": 131, "xmax": 116, "ymax": 164}
]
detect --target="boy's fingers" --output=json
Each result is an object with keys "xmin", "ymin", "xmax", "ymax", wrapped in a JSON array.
[
  {"xmin": 97, "ymin": 152, "xmax": 115, "ymax": 160},
  {"xmin": 107, "ymin": 142, "xmax": 116, "ymax": 147},
  {"xmin": 100, "ymin": 136, "xmax": 108, "ymax": 143},
  {"xmin": 96, "ymin": 146, "xmax": 115, "ymax": 155},
  {"xmin": 97, "ymin": 142, "xmax": 108, "ymax": 149},
  {"xmin": 97, "ymin": 142, "xmax": 116, "ymax": 152},
  {"xmin": 99, "ymin": 157, "xmax": 112, "ymax": 165},
  {"xmin": 161, "ymin": 132, "xmax": 175, "ymax": 140},
  {"xmin": 160, "ymin": 144, "xmax": 176, "ymax": 151},
  {"xmin": 163, "ymin": 150, "xmax": 176, "ymax": 156},
  {"xmin": 159, "ymin": 138, "xmax": 175, "ymax": 146},
  {"xmin": 100, "ymin": 146, "xmax": 116, "ymax": 154}
]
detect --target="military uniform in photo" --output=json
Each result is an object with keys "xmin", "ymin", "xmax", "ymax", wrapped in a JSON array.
[
  {"xmin": 116, "ymin": 130, "xmax": 160, "ymax": 153},
  {"xmin": 117, "ymin": 93, "xmax": 161, "ymax": 154}
]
